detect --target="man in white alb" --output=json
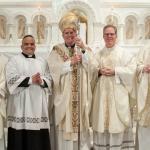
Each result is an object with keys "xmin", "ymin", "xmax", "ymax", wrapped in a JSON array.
[
  {"xmin": 47, "ymin": 12, "xmax": 92, "ymax": 150},
  {"xmin": 0, "ymin": 54, "xmax": 8, "ymax": 150},
  {"xmin": 90, "ymin": 25, "xmax": 136, "ymax": 150},
  {"xmin": 6, "ymin": 35, "xmax": 53, "ymax": 150},
  {"xmin": 136, "ymin": 45, "xmax": 150, "ymax": 150}
]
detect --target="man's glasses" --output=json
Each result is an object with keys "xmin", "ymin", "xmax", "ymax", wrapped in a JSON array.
[
  {"xmin": 63, "ymin": 31, "xmax": 75, "ymax": 36},
  {"xmin": 104, "ymin": 33, "xmax": 116, "ymax": 37}
]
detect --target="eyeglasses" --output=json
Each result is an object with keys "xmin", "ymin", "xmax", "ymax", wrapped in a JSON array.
[
  {"xmin": 63, "ymin": 31, "xmax": 76, "ymax": 36},
  {"xmin": 104, "ymin": 33, "xmax": 116, "ymax": 37}
]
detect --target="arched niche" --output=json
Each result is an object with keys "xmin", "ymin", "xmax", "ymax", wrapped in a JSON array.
[
  {"xmin": 106, "ymin": 15, "xmax": 118, "ymax": 26},
  {"xmin": 15, "ymin": 15, "xmax": 27, "ymax": 39},
  {"xmin": 58, "ymin": 0, "xmax": 96, "ymax": 44},
  {"xmin": 0, "ymin": 15, "xmax": 7, "ymax": 40},
  {"xmin": 125, "ymin": 16, "xmax": 137, "ymax": 40},
  {"xmin": 144, "ymin": 16, "xmax": 150, "ymax": 39},
  {"xmin": 33, "ymin": 15, "xmax": 47, "ymax": 44}
]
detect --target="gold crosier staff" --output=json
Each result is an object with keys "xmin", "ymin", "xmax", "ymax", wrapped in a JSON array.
[
  {"xmin": 75, "ymin": 18, "xmax": 81, "ymax": 150},
  {"xmin": 68, "ymin": 14, "xmax": 81, "ymax": 150},
  {"xmin": 75, "ymin": 15, "xmax": 87, "ymax": 150}
]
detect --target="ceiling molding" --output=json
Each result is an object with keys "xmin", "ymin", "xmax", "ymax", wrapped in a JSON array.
[
  {"xmin": 103, "ymin": 2, "xmax": 150, "ymax": 8},
  {"xmin": 0, "ymin": 1, "xmax": 52, "ymax": 8}
]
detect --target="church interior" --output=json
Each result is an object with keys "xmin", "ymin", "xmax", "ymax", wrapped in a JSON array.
[
  {"xmin": 0, "ymin": 0, "xmax": 150, "ymax": 56},
  {"xmin": 0, "ymin": 0, "xmax": 150, "ymax": 149}
]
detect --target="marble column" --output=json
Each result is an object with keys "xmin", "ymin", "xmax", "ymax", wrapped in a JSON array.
[
  {"xmin": 118, "ymin": 24, "xmax": 124, "ymax": 44},
  {"xmin": 93, "ymin": 22, "xmax": 102, "ymax": 43},
  {"xmin": 87, "ymin": 21, "xmax": 94, "ymax": 45},
  {"xmin": 46, "ymin": 24, "xmax": 51, "ymax": 45},
  {"xmin": 27, "ymin": 24, "xmax": 33, "ymax": 35},
  {"xmin": 7, "ymin": 24, "xmax": 15, "ymax": 44},
  {"xmin": 51, "ymin": 22, "xmax": 59, "ymax": 45},
  {"xmin": 137, "ymin": 23, "xmax": 144, "ymax": 44}
]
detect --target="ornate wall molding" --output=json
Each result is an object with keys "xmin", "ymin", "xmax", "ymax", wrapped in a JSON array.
[{"xmin": 58, "ymin": 0, "xmax": 96, "ymax": 22}]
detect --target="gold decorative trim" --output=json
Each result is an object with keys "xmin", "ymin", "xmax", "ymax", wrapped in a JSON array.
[
  {"xmin": 139, "ymin": 86, "xmax": 150, "ymax": 126},
  {"xmin": 53, "ymin": 45, "xmax": 69, "ymax": 61},
  {"xmin": 71, "ymin": 65, "xmax": 79, "ymax": 132},
  {"xmin": 54, "ymin": 44, "xmax": 79, "ymax": 132}
]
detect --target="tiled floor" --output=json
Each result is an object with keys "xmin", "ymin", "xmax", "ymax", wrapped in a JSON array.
[
  {"xmin": 1, "ymin": 127, "xmax": 137, "ymax": 150},
  {"xmin": 0, "ymin": 128, "xmax": 7, "ymax": 150},
  {"xmin": 0, "ymin": 137, "xmax": 6, "ymax": 150}
]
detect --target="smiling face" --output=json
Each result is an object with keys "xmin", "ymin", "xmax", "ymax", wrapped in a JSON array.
[
  {"xmin": 103, "ymin": 26, "xmax": 117, "ymax": 48},
  {"xmin": 62, "ymin": 28, "xmax": 77, "ymax": 47},
  {"xmin": 21, "ymin": 36, "xmax": 36, "ymax": 55}
]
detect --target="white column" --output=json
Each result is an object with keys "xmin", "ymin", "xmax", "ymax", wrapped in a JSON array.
[
  {"xmin": 92, "ymin": 23, "xmax": 104, "ymax": 53},
  {"xmin": 46, "ymin": 24, "xmax": 51, "ymax": 45},
  {"xmin": 51, "ymin": 22, "xmax": 59, "ymax": 45},
  {"xmin": 95, "ymin": 22, "xmax": 104, "ymax": 47},
  {"xmin": 93, "ymin": 22, "xmax": 101, "ymax": 42},
  {"xmin": 99, "ymin": 24, "xmax": 105, "ymax": 47},
  {"xmin": 87, "ymin": 21, "xmax": 94, "ymax": 45},
  {"xmin": 7, "ymin": 24, "xmax": 15, "ymax": 44},
  {"xmin": 137, "ymin": 24, "xmax": 144, "ymax": 44},
  {"xmin": 27, "ymin": 24, "xmax": 33, "ymax": 35},
  {"xmin": 118, "ymin": 24, "xmax": 124, "ymax": 44},
  {"xmin": 79, "ymin": 23, "xmax": 87, "ymax": 44}
]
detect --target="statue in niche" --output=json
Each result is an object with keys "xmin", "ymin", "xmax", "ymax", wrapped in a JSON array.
[
  {"xmin": 107, "ymin": 16, "xmax": 115, "ymax": 25},
  {"xmin": 9, "ymin": 33, "xmax": 14, "ymax": 44},
  {"xmin": 126, "ymin": 19, "xmax": 134, "ymax": 39},
  {"xmin": 36, "ymin": 15, "xmax": 45, "ymax": 43},
  {"xmin": 17, "ymin": 17, "xmax": 26, "ymax": 39},
  {"xmin": 145, "ymin": 20, "xmax": 150, "ymax": 39},
  {"xmin": 0, "ymin": 16, "xmax": 6, "ymax": 39}
]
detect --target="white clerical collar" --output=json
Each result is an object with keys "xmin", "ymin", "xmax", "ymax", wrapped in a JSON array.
[
  {"xmin": 22, "ymin": 52, "xmax": 36, "ymax": 58},
  {"xmin": 105, "ymin": 45, "xmax": 116, "ymax": 51}
]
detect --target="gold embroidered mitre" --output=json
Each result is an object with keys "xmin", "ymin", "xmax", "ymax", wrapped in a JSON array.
[{"xmin": 59, "ymin": 12, "xmax": 79, "ymax": 32}]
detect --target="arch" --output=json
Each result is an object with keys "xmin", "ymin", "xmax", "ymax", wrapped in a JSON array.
[
  {"xmin": 0, "ymin": 15, "xmax": 7, "ymax": 39},
  {"xmin": 144, "ymin": 16, "xmax": 150, "ymax": 39},
  {"xmin": 125, "ymin": 15, "xmax": 137, "ymax": 40},
  {"xmin": 105, "ymin": 15, "xmax": 118, "ymax": 26},
  {"xmin": 105, "ymin": 11, "xmax": 120, "ymax": 25},
  {"xmin": 57, "ymin": 0, "xmax": 96, "ymax": 44},
  {"xmin": 142, "ymin": 13, "xmax": 150, "ymax": 23},
  {"xmin": 123, "ymin": 13, "xmax": 139, "ymax": 24},
  {"xmin": 33, "ymin": 15, "xmax": 47, "ymax": 44},
  {"xmin": 31, "ymin": 12, "xmax": 50, "ymax": 24},
  {"xmin": 144, "ymin": 15, "xmax": 150, "ymax": 22},
  {"xmin": 125, "ymin": 15, "xmax": 137, "ymax": 23},
  {"xmin": 58, "ymin": 0, "xmax": 96, "ymax": 22},
  {"xmin": 0, "ymin": 12, "xmax": 9, "ymax": 23},
  {"xmin": 15, "ymin": 15, "xmax": 27, "ymax": 39}
]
